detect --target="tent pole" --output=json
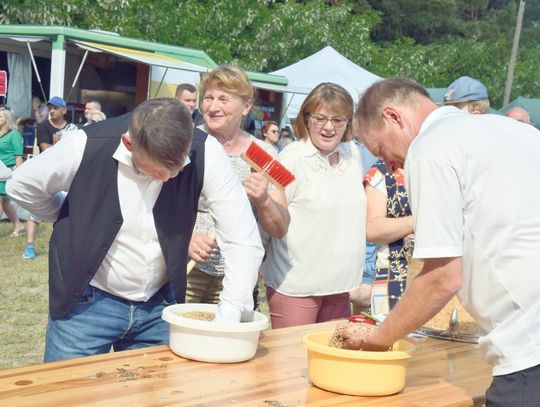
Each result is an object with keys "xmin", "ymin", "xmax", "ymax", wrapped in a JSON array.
[
  {"xmin": 281, "ymin": 93, "xmax": 295, "ymax": 123},
  {"xmin": 26, "ymin": 42, "xmax": 47, "ymax": 101},
  {"xmin": 66, "ymin": 50, "xmax": 89, "ymax": 102},
  {"xmin": 154, "ymin": 67, "xmax": 168, "ymax": 98}
]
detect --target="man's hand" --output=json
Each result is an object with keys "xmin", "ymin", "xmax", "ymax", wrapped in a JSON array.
[
  {"xmin": 339, "ymin": 324, "xmax": 392, "ymax": 351},
  {"xmin": 52, "ymin": 132, "xmax": 62, "ymax": 144},
  {"xmin": 188, "ymin": 231, "xmax": 216, "ymax": 263}
]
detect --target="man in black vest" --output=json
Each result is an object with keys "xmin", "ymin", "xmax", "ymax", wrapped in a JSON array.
[{"xmin": 7, "ymin": 98, "xmax": 264, "ymax": 362}]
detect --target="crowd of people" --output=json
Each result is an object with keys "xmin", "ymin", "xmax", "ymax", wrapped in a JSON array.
[
  {"xmin": 0, "ymin": 96, "xmax": 106, "ymax": 259},
  {"xmin": 2, "ymin": 66, "xmax": 539, "ymax": 406}
]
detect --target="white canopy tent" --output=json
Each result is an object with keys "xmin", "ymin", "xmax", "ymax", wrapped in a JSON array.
[{"xmin": 271, "ymin": 46, "xmax": 381, "ymax": 120}]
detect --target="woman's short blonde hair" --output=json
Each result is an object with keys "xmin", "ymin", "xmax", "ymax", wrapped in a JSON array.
[
  {"xmin": 199, "ymin": 64, "xmax": 254, "ymax": 102},
  {"xmin": 88, "ymin": 110, "xmax": 106, "ymax": 123},
  {"xmin": 293, "ymin": 83, "xmax": 354, "ymax": 142},
  {"xmin": 0, "ymin": 108, "xmax": 17, "ymax": 131}
]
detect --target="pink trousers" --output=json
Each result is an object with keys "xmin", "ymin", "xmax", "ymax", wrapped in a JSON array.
[{"xmin": 266, "ymin": 286, "xmax": 351, "ymax": 329}]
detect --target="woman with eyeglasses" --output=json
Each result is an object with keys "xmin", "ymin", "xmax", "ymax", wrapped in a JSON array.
[
  {"xmin": 262, "ymin": 121, "xmax": 282, "ymax": 152},
  {"xmin": 0, "ymin": 108, "xmax": 25, "ymax": 237},
  {"xmin": 261, "ymin": 82, "xmax": 367, "ymax": 328}
]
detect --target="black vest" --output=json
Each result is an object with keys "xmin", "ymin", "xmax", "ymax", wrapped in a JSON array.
[{"xmin": 49, "ymin": 114, "xmax": 206, "ymax": 319}]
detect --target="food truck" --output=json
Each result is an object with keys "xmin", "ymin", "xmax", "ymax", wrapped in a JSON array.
[{"xmin": 0, "ymin": 25, "xmax": 299, "ymax": 129}]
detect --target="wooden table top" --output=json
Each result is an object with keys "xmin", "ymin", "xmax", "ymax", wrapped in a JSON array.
[{"xmin": 0, "ymin": 321, "xmax": 491, "ymax": 406}]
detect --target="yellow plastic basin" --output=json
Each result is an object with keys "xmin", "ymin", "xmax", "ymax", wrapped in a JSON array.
[{"xmin": 303, "ymin": 331, "xmax": 414, "ymax": 396}]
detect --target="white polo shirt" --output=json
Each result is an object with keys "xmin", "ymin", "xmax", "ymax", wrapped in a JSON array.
[{"xmin": 405, "ymin": 106, "xmax": 540, "ymax": 375}]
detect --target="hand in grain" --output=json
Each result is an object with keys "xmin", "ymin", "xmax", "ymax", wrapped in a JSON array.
[
  {"xmin": 330, "ymin": 322, "xmax": 379, "ymax": 350},
  {"xmin": 337, "ymin": 322, "xmax": 391, "ymax": 351}
]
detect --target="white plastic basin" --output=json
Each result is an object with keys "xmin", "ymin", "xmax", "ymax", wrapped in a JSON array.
[{"xmin": 162, "ymin": 303, "xmax": 269, "ymax": 363}]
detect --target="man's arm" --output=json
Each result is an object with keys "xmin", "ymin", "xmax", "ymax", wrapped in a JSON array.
[
  {"xmin": 342, "ymin": 256, "xmax": 462, "ymax": 350},
  {"xmin": 7, "ymin": 130, "xmax": 87, "ymax": 221},
  {"xmin": 0, "ymin": 161, "xmax": 11, "ymax": 180},
  {"xmin": 201, "ymin": 137, "xmax": 265, "ymax": 322}
]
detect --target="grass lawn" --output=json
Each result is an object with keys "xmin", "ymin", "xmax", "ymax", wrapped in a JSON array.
[
  {"xmin": 0, "ymin": 220, "xmax": 269, "ymax": 370},
  {"xmin": 0, "ymin": 220, "xmax": 51, "ymax": 368}
]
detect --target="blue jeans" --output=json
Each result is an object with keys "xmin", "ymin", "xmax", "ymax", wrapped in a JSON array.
[{"xmin": 44, "ymin": 283, "xmax": 176, "ymax": 362}]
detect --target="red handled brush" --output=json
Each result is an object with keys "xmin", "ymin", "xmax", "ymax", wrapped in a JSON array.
[{"xmin": 242, "ymin": 142, "xmax": 295, "ymax": 190}]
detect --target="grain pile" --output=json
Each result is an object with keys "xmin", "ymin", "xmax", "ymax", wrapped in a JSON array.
[
  {"xmin": 423, "ymin": 297, "xmax": 478, "ymax": 334},
  {"xmin": 406, "ymin": 258, "xmax": 478, "ymax": 335},
  {"xmin": 176, "ymin": 311, "xmax": 216, "ymax": 321},
  {"xmin": 328, "ymin": 323, "xmax": 378, "ymax": 349}
]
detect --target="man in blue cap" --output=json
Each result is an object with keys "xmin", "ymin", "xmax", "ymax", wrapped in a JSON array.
[
  {"xmin": 25, "ymin": 97, "xmax": 77, "ymax": 260},
  {"xmin": 36, "ymin": 96, "xmax": 77, "ymax": 152},
  {"xmin": 442, "ymin": 76, "xmax": 490, "ymax": 115},
  {"xmin": 427, "ymin": 76, "xmax": 490, "ymax": 312}
]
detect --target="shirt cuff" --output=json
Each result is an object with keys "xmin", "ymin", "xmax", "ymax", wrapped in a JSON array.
[{"xmin": 214, "ymin": 302, "xmax": 242, "ymax": 323}]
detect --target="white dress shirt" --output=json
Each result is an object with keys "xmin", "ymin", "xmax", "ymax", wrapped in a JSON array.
[{"xmin": 7, "ymin": 129, "xmax": 264, "ymax": 322}]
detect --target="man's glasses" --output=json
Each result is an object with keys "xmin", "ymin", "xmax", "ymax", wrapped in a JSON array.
[{"xmin": 309, "ymin": 114, "xmax": 348, "ymax": 129}]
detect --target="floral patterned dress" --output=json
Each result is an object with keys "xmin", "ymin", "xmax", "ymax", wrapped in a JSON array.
[{"xmin": 364, "ymin": 159, "xmax": 411, "ymax": 314}]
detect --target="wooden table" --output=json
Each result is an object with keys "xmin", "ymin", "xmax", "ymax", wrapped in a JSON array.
[{"xmin": 0, "ymin": 321, "xmax": 491, "ymax": 406}]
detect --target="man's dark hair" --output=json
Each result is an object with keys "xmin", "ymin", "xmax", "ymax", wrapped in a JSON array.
[
  {"xmin": 129, "ymin": 98, "xmax": 193, "ymax": 169},
  {"xmin": 175, "ymin": 83, "xmax": 197, "ymax": 98}
]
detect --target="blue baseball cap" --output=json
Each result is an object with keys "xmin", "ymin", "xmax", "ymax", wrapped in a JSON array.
[
  {"xmin": 443, "ymin": 76, "xmax": 488, "ymax": 104},
  {"xmin": 47, "ymin": 96, "xmax": 67, "ymax": 108}
]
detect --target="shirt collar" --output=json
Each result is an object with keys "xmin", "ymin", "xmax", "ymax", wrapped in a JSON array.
[
  {"xmin": 419, "ymin": 105, "xmax": 462, "ymax": 135},
  {"xmin": 300, "ymin": 136, "xmax": 349, "ymax": 159}
]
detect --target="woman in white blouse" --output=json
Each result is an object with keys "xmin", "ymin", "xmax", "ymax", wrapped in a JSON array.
[{"xmin": 262, "ymin": 83, "xmax": 367, "ymax": 328}]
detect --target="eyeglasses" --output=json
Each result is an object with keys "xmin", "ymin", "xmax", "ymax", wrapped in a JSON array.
[
  {"xmin": 270, "ymin": 130, "xmax": 280, "ymax": 134},
  {"xmin": 309, "ymin": 114, "xmax": 348, "ymax": 129}
]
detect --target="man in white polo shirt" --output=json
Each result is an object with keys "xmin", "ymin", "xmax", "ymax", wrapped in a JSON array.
[{"xmin": 342, "ymin": 78, "xmax": 540, "ymax": 406}]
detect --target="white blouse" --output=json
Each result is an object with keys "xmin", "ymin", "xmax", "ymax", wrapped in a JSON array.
[{"xmin": 262, "ymin": 138, "xmax": 367, "ymax": 296}]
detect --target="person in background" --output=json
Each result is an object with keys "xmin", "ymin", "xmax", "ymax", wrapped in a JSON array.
[
  {"xmin": 7, "ymin": 98, "xmax": 264, "ymax": 362},
  {"xmin": 262, "ymin": 83, "xmax": 366, "ymax": 328},
  {"xmin": 187, "ymin": 65, "xmax": 289, "ymax": 307},
  {"xmin": 505, "ymin": 107, "xmax": 531, "ymax": 124},
  {"xmin": 175, "ymin": 83, "xmax": 204, "ymax": 127},
  {"xmin": 0, "ymin": 107, "xmax": 24, "ymax": 237},
  {"xmin": 87, "ymin": 110, "xmax": 107, "ymax": 124},
  {"xmin": 261, "ymin": 121, "xmax": 281, "ymax": 152},
  {"xmin": 83, "ymin": 101, "xmax": 102, "ymax": 126},
  {"xmin": 36, "ymin": 96, "xmax": 77, "ymax": 151},
  {"xmin": 342, "ymin": 78, "xmax": 540, "ymax": 407},
  {"xmin": 17, "ymin": 117, "xmax": 35, "ymax": 155},
  {"xmin": 362, "ymin": 158, "xmax": 413, "ymax": 314},
  {"xmin": 277, "ymin": 127, "xmax": 295, "ymax": 150},
  {"xmin": 442, "ymin": 76, "xmax": 490, "ymax": 114},
  {"xmin": 25, "ymin": 96, "xmax": 76, "ymax": 258},
  {"xmin": 32, "ymin": 95, "xmax": 48, "ymax": 124}
]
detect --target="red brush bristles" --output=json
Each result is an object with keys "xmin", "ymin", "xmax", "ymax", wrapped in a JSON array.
[{"xmin": 242, "ymin": 142, "xmax": 295, "ymax": 190}]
